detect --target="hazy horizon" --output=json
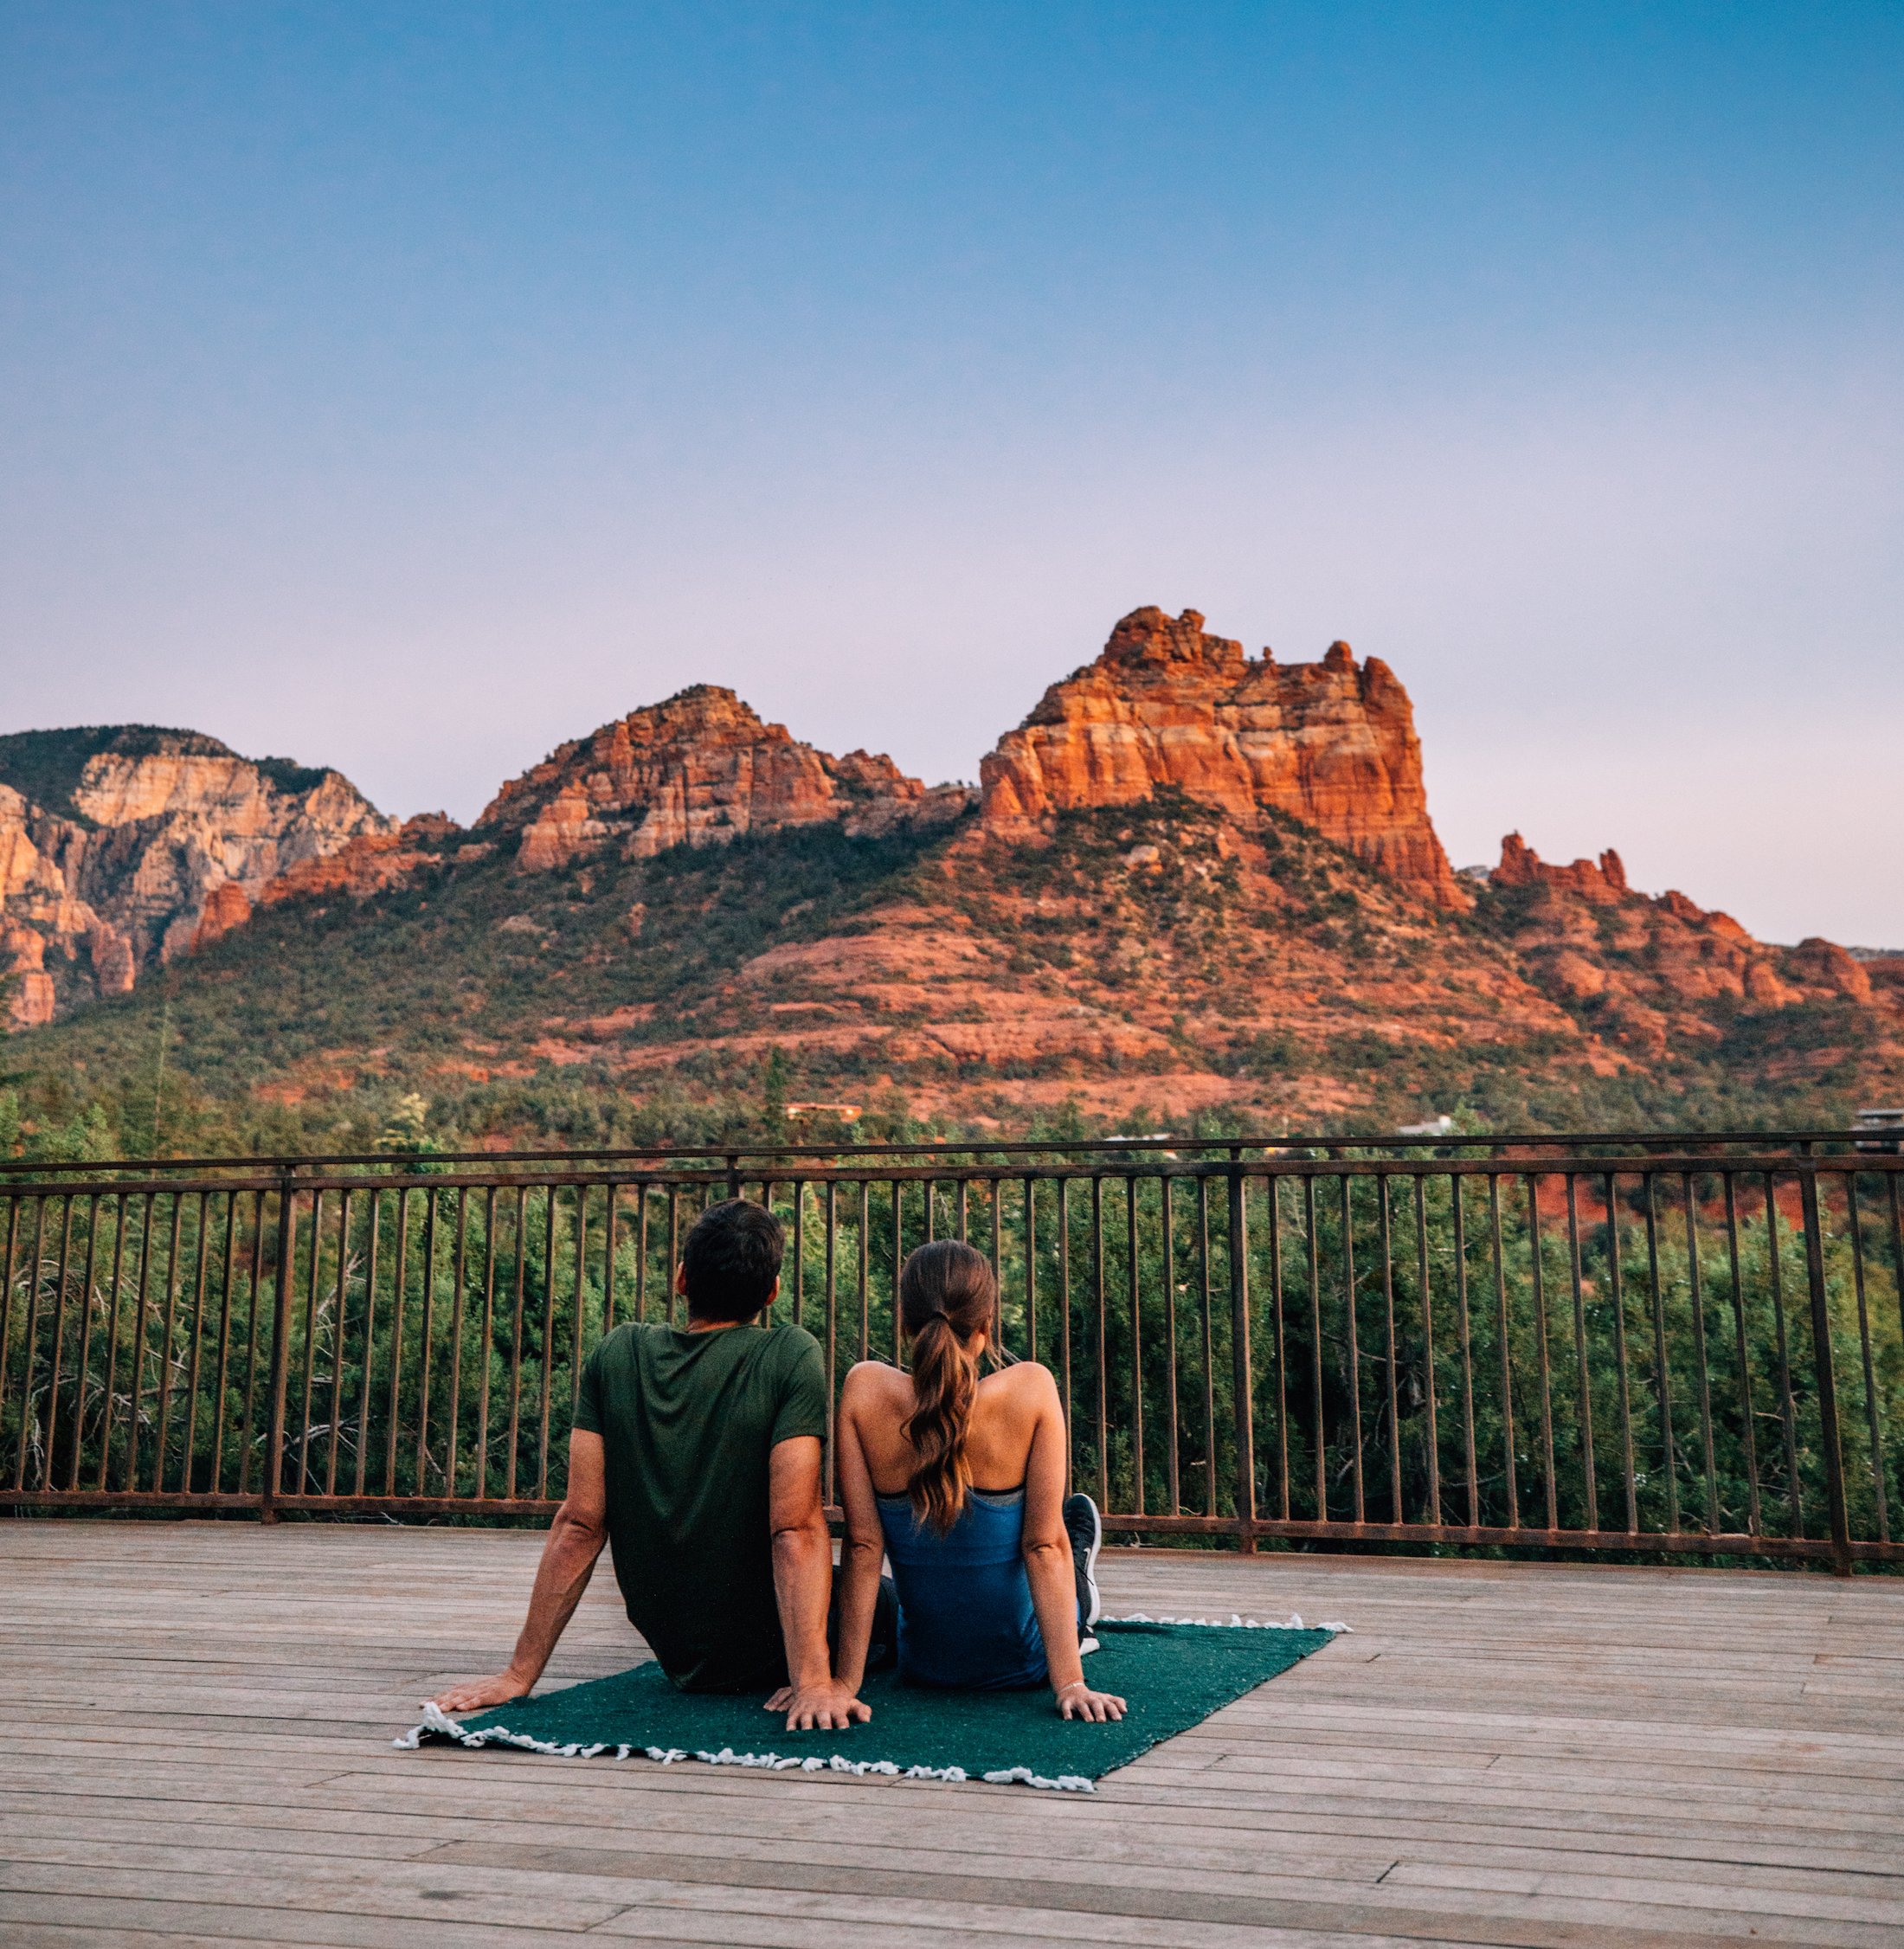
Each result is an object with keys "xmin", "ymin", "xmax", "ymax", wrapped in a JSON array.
[{"xmin": 3, "ymin": 3, "xmax": 1900, "ymax": 945}]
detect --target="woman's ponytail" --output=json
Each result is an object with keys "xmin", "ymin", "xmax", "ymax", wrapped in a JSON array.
[{"xmin": 897, "ymin": 1239, "xmax": 998, "ymax": 1534}]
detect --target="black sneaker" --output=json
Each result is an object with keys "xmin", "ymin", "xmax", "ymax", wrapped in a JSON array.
[{"xmin": 1064, "ymin": 1491, "xmax": 1103, "ymax": 1633}]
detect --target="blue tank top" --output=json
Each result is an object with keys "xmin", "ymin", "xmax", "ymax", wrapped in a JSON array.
[{"xmin": 875, "ymin": 1485, "xmax": 1049, "ymax": 1689}]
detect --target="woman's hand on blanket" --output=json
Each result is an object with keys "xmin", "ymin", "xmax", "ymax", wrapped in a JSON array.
[
  {"xmin": 766, "ymin": 1678, "xmax": 872, "ymax": 1731},
  {"xmin": 427, "ymin": 1669, "xmax": 532, "ymax": 1714},
  {"xmin": 1055, "ymin": 1679, "xmax": 1127, "ymax": 1722}
]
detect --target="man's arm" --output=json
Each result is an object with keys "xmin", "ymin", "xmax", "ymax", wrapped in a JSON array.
[
  {"xmin": 767, "ymin": 1433, "xmax": 868, "ymax": 1732},
  {"xmin": 427, "ymin": 1431, "xmax": 609, "ymax": 1714}
]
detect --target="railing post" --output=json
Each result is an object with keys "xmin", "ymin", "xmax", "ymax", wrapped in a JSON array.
[
  {"xmin": 260, "ymin": 1174, "xmax": 298, "ymax": 1525},
  {"xmin": 1798, "ymin": 1171, "xmax": 1853, "ymax": 1577},
  {"xmin": 1228, "ymin": 1167, "xmax": 1257, "ymax": 1552},
  {"xmin": 726, "ymin": 1154, "xmax": 740, "ymax": 1200}
]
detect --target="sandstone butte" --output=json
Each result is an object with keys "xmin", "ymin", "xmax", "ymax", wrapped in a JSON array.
[
  {"xmin": 471, "ymin": 683, "xmax": 971, "ymax": 872},
  {"xmin": 981, "ymin": 607, "xmax": 1468, "ymax": 909},
  {"xmin": 0, "ymin": 728, "xmax": 388, "ymax": 1027}
]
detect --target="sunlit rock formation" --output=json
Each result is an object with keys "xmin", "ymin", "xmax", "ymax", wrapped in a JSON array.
[
  {"xmin": 1486, "ymin": 830, "xmax": 1874, "ymax": 1054},
  {"xmin": 979, "ymin": 607, "xmax": 1467, "ymax": 907},
  {"xmin": 476, "ymin": 685, "xmax": 971, "ymax": 872},
  {"xmin": 0, "ymin": 727, "xmax": 389, "ymax": 1020}
]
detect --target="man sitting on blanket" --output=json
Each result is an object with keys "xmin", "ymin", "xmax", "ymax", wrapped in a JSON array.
[{"xmin": 428, "ymin": 1198, "xmax": 880, "ymax": 1732}]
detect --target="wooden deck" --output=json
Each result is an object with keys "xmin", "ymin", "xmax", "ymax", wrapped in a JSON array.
[{"xmin": 2, "ymin": 1525, "xmax": 1901, "ymax": 1949}]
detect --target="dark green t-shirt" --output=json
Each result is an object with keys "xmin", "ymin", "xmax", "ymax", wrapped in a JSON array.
[{"xmin": 574, "ymin": 1319, "xmax": 827, "ymax": 1693}]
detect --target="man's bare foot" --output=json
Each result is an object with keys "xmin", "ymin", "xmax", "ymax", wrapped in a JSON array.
[{"xmin": 427, "ymin": 1669, "xmax": 532, "ymax": 1715}]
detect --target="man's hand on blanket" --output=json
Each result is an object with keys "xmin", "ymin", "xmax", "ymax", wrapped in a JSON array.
[
  {"xmin": 764, "ymin": 1677, "xmax": 872, "ymax": 1731},
  {"xmin": 428, "ymin": 1669, "xmax": 533, "ymax": 1715}
]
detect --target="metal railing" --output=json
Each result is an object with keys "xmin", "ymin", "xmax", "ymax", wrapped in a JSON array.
[
  {"xmin": 2, "ymin": 1137, "xmax": 1899, "ymax": 1571},
  {"xmin": 0, "ymin": 1126, "xmax": 1893, "ymax": 1180}
]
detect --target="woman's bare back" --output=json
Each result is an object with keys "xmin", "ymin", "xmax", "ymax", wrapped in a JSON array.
[{"xmin": 843, "ymin": 1359, "xmax": 1056, "ymax": 1496}]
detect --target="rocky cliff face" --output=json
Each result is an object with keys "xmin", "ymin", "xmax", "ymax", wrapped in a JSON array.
[
  {"xmin": 475, "ymin": 685, "xmax": 971, "ymax": 872},
  {"xmin": 0, "ymin": 727, "xmax": 389, "ymax": 1026},
  {"xmin": 1482, "ymin": 832, "xmax": 1875, "ymax": 1058},
  {"xmin": 980, "ymin": 608, "xmax": 1467, "ymax": 908},
  {"xmin": 254, "ymin": 814, "xmax": 462, "ymax": 909}
]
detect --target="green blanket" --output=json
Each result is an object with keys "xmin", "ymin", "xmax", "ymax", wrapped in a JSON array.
[{"xmin": 402, "ymin": 1616, "xmax": 1341, "ymax": 1791}]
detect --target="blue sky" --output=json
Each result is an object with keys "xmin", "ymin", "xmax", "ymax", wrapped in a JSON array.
[{"xmin": 2, "ymin": 2, "xmax": 1900, "ymax": 942}]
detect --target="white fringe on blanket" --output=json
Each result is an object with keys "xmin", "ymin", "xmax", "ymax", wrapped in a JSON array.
[
  {"xmin": 1103, "ymin": 1612, "xmax": 1352, "ymax": 1632},
  {"xmin": 397, "ymin": 1701, "xmax": 1093, "ymax": 1790},
  {"xmin": 396, "ymin": 1613, "xmax": 1348, "ymax": 1791}
]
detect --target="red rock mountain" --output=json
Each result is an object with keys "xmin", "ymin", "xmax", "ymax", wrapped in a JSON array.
[
  {"xmin": 474, "ymin": 685, "xmax": 971, "ymax": 872},
  {"xmin": 1484, "ymin": 831, "xmax": 1877, "ymax": 1058},
  {"xmin": 0, "ymin": 728, "xmax": 388, "ymax": 1026},
  {"xmin": 981, "ymin": 608, "xmax": 1466, "ymax": 907}
]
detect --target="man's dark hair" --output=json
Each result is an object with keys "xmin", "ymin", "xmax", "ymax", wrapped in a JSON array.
[{"xmin": 680, "ymin": 1199, "xmax": 786, "ymax": 1323}]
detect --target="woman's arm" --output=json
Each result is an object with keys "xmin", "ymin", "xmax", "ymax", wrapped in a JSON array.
[
  {"xmin": 829, "ymin": 1368, "xmax": 888, "ymax": 1696},
  {"xmin": 1020, "ymin": 1371, "xmax": 1126, "ymax": 1721}
]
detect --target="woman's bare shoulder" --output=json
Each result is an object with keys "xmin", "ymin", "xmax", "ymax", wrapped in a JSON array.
[
  {"xmin": 842, "ymin": 1359, "xmax": 909, "ymax": 1400},
  {"xmin": 987, "ymin": 1359, "xmax": 1061, "ymax": 1404}
]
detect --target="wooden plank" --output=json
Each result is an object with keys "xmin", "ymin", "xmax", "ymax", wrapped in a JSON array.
[
  {"xmin": 10, "ymin": 1795, "xmax": 1897, "ymax": 1879},
  {"xmin": 582, "ymin": 1877, "xmax": 1888, "ymax": 1949},
  {"xmin": 0, "ymin": 1897, "xmax": 627, "ymax": 1949},
  {"xmin": 0, "ymin": 1862, "xmax": 630, "ymax": 1934},
  {"xmin": 0, "ymin": 1892, "xmax": 1623, "ymax": 1949}
]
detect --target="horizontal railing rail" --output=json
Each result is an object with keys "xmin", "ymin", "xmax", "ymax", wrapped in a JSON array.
[
  {"xmin": 3, "ymin": 1147, "xmax": 1899, "ymax": 1573},
  {"xmin": 0, "ymin": 1127, "xmax": 1897, "ymax": 1180}
]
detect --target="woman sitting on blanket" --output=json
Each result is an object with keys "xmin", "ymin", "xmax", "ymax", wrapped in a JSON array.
[{"xmin": 828, "ymin": 1238, "xmax": 1128, "ymax": 1721}]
